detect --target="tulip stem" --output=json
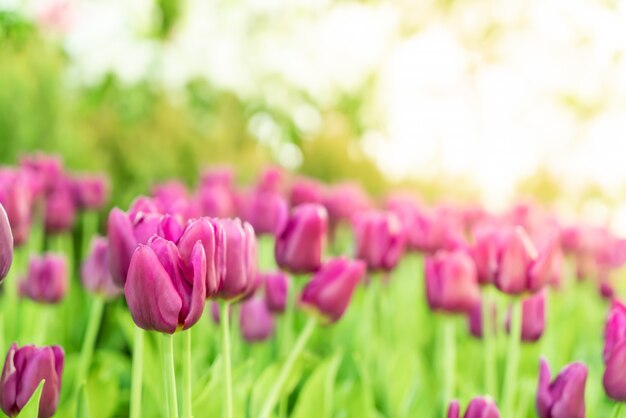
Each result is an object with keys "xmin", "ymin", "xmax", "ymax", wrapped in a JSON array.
[
  {"xmin": 483, "ymin": 290, "xmax": 497, "ymax": 398},
  {"xmin": 182, "ymin": 329, "xmax": 193, "ymax": 418},
  {"xmin": 611, "ymin": 403, "xmax": 624, "ymax": 418},
  {"xmin": 74, "ymin": 296, "xmax": 105, "ymax": 401},
  {"xmin": 221, "ymin": 302, "xmax": 234, "ymax": 418},
  {"xmin": 259, "ymin": 316, "xmax": 317, "ymax": 418},
  {"xmin": 502, "ymin": 298, "xmax": 522, "ymax": 418},
  {"xmin": 130, "ymin": 327, "xmax": 144, "ymax": 418},
  {"xmin": 163, "ymin": 333, "xmax": 179, "ymax": 418},
  {"xmin": 441, "ymin": 317, "xmax": 456, "ymax": 413}
]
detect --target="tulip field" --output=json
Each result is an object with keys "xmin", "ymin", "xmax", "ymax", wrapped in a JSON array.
[{"xmin": 0, "ymin": 153, "xmax": 624, "ymax": 418}]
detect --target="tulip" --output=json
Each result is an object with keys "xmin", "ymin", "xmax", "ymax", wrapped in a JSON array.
[
  {"xmin": 537, "ymin": 358, "xmax": 587, "ymax": 418},
  {"xmin": 239, "ymin": 297, "xmax": 275, "ymax": 343},
  {"xmin": 198, "ymin": 168, "xmax": 237, "ymax": 218},
  {"xmin": 505, "ymin": 290, "xmax": 546, "ymax": 342},
  {"xmin": 244, "ymin": 190, "xmax": 288, "ymax": 236},
  {"xmin": 471, "ymin": 225, "xmax": 502, "ymax": 285},
  {"xmin": 81, "ymin": 237, "xmax": 122, "ymax": 298},
  {"xmin": 72, "ymin": 174, "xmax": 109, "ymax": 210},
  {"xmin": 19, "ymin": 253, "xmax": 68, "ymax": 304},
  {"xmin": 43, "ymin": 175, "xmax": 78, "ymax": 234},
  {"xmin": 0, "ymin": 169, "xmax": 34, "ymax": 246},
  {"xmin": 124, "ymin": 236, "xmax": 206, "ymax": 333},
  {"xmin": 425, "ymin": 250, "xmax": 481, "ymax": 314},
  {"xmin": 0, "ymin": 343, "xmax": 64, "ymax": 418},
  {"xmin": 263, "ymin": 271, "xmax": 289, "ymax": 313},
  {"xmin": 152, "ymin": 181, "xmax": 199, "ymax": 220},
  {"xmin": 604, "ymin": 300, "xmax": 626, "ymax": 363},
  {"xmin": 447, "ymin": 397, "xmax": 500, "ymax": 418},
  {"xmin": 495, "ymin": 227, "xmax": 538, "ymax": 294},
  {"xmin": 0, "ymin": 203, "xmax": 13, "ymax": 281},
  {"xmin": 467, "ymin": 299, "xmax": 498, "ymax": 339},
  {"xmin": 216, "ymin": 219, "xmax": 257, "ymax": 300},
  {"xmin": 289, "ymin": 177, "xmax": 325, "ymax": 207},
  {"xmin": 323, "ymin": 182, "xmax": 370, "ymax": 228},
  {"xmin": 603, "ymin": 300, "xmax": 626, "ymax": 401},
  {"xmin": 353, "ymin": 210, "xmax": 406, "ymax": 272},
  {"xmin": 275, "ymin": 204, "xmax": 328, "ymax": 274},
  {"xmin": 385, "ymin": 193, "xmax": 422, "ymax": 251},
  {"xmin": 300, "ymin": 257, "xmax": 365, "ymax": 323}
]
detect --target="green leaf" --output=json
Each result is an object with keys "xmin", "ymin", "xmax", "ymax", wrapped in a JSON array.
[
  {"xmin": 291, "ymin": 352, "xmax": 342, "ymax": 418},
  {"xmin": 18, "ymin": 379, "xmax": 45, "ymax": 418},
  {"xmin": 76, "ymin": 383, "xmax": 91, "ymax": 418}
]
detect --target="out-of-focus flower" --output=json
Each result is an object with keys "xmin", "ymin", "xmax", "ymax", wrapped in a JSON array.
[
  {"xmin": 0, "ymin": 203, "xmax": 13, "ymax": 281},
  {"xmin": 124, "ymin": 237, "xmax": 206, "ymax": 333},
  {"xmin": 244, "ymin": 190, "xmax": 288, "ymax": 236},
  {"xmin": 425, "ymin": 249, "xmax": 480, "ymax": 314},
  {"xmin": 239, "ymin": 297, "xmax": 275, "ymax": 343},
  {"xmin": 537, "ymin": 358, "xmax": 587, "ymax": 418},
  {"xmin": 44, "ymin": 175, "xmax": 78, "ymax": 234},
  {"xmin": 466, "ymin": 299, "xmax": 497, "ymax": 339},
  {"xmin": 603, "ymin": 300, "xmax": 626, "ymax": 401},
  {"xmin": 0, "ymin": 169, "xmax": 35, "ymax": 246},
  {"xmin": 256, "ymin": 166, "xmax": 284, "ymax": 194},
  {"xmin": 216, "ymin": 219, "xmax": 257, "ymax": 300},
  {"xmin": 81, "ymin": 236, "xmax": 122, "ymax": 298},
  {"xmin": 19, "ymin": 253, "xmax": 68, "ymax": 304},
  {"xmin": 20, "ymin": 153, "xmax": 64, "ymax": 196},
  {"xmin": 352, "ymin": 210, "xmax": 406, "ymax": 271},
  {"xmin": 72, "ymin": 174, "xmax": 109, "ymax": 211},
  {"xmin": 198, "ymin": 167, "xmax": 237, "ymax": 218},
  {"xmin": 300, "ymin": 257, "xmax": 365, "ymax": 323},
  {"xmin": 323, "ymin": 182, "xmax": 371, "ymax": 228},
  {"xmin": 263, "ymin": 271, "xmax": 289, "ymax": 313},
  {"xmin": 495, "ymin": 227, "xmax": 538, "ymax": 294},
  {"xmin": 447, "ymin": 397, "xmax": 500, "ymax": 418},
  {"xmin": 506, "ymin": 290, "xmax": 547, "ymax": 342},
  {"xmin": 471, "ymin": 225, "xmax": 502, "ymax": 285},
  {"xmin": 152, "ymin": 181, "xmax": 199, "ymax": 220},
  {"xmin": 35, "ymin": 0, "xmax": 75, "ymax": 34},
  {"xmin": 289, "ymin": 177, "xmax": 325, "ymax": 207},
  {"xmin": 0, "ymin": 343, "xmax": 64, "ymax": 418}
]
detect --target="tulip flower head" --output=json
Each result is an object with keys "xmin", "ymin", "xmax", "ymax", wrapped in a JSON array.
[
  {"xmin": 239, "ymin": 297, "xmax": 275, "ymax": 343},
  {"xmin": 19, "ymin": 254, "xmax": 68, "ymax": 304},
  {"xmin": 537, "ymin": 358, "xmax": 587, "ymax": 418},
  {"xmin": 216, "ymin": 218, "xmax": 257, "ymax": 300},
  {"xmin": 447, "ymin": 397, "xmax": 500, "ymax": 418},
  {"xmin": 300, "ymin": 257, "xmax": 365, "ymax": 323},
  {"xmin": 353, "ymin": 210, "xmax": 407, "ymax": 272},
  {"xmin": 275, "ymin": 203, "xmax": 328, "ymax": 274},
  {"xmin": 0, "ymin": 343, "xmax": 64, "ymax": 418},
  {"xmin": 0, "ymin": 169, "xmax": 35, "ymax": 246},
  {"xmin": 505, "ymin": 290, "xmax": 547, "ymax": 342},
  {"xmin": 81, "ymin": 236, "xmax": 121, "ymax": 298},
  {"xmin": 44, "ymin": 175, "xmax": 78, "ymax": 234},
  {"xmin": 244, "ymin": 190, "xmax": 288, "ymax": 236},
  {"xmin": 73, "ymin": 174, "xmax": 109, "ymax": 210},
  {"xmin": 0, "ymin": 203, "xmax": 13, "ymax": 281},
  {"xmin": 289, "ymin": 177, "xmax": 325, "ymax": 207},
  {"xmin": 603, "ymin": 300, "xmax": 626, "ymax": 401},
  {"xmin": 263, "ymin": 271, "xmax": 290, "ymax": 313}
]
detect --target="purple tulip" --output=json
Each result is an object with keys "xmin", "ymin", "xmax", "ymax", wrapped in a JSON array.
[
  {"xmin": 244, "ymin": 190, "xmax": 288, "ymax": 236},
  {"xmin": 240, "ymin": 297, "xmax": 275, "ymax": 343},
  {"xmin": 216, "ymin": 219, "xmax": 257, "ymax": 300},
  {"xmin": 385, "ymin": 194, "xmax": 422, "ymax": 252},
  {"xmin": 353, "ymin": 210, "xmax": 406, "ymax": 272},
  {"xmin": 19, "ymin": 153, "xmax": 64, "ymax": 196},
  {"xmin": 537, "ymin": 358, "xmax": 587, "ymax": 418},
  {"xmin": 72, "ymin": 174, "xmax": 109, "ymax": 210},
  {"xmin": 495, "ymin": 227, "xmax": 538, "ymax": 294},
  {"xmin": 0, "ymin": 169, "xmax": 34, "ymax": 246},
  {"xmin": 44, "ymin": 175, "xmax": 78, "ymax": 234},
  {"xmin": 263, "ymin": 271, "xmax": 290, "ymax": 313},
  {"xmin": 275, "ymin": 204, "xmax": 328, "ymax": 274},
  {"xmin": 323, "ymin": 182, "xmax": 371, "ymax": 228},
  {"xmin": 152, "ymin": 181, "xmax": 199, "ymax": 220},
  {"xmin": 300, "ymin": 257, "xmax": 365, "ymax": 323},
  {"xmin": 603, "ymin": 300, "xmax": 626, "ymax": 401},
  {"xmin": 471, "ymin": 225, "xmax": 503, "ymax": 285},
  {"xmin": 467, "ymin": 299, "xmax": 497, "ymax": 339},
  {"xmin": 0, "ymin": 343, "xmax": 64, "ymax": 418},
  {"xmin": 425, "ymin": 250, "xmax": 481, "ymax": 314},
  {"xmin": 198, "ymin": 168, "xmax": 237, "ymax": 218},
  {"xmin": 81, "ymin": 237, "xmax": 122, "ymax": 298},
  {"xmin": 210, "ymin": 301, "xmax": 221, "ymax": 325},
  {"xmin": 447, "ymin": 397, "xmax": 500, "ymax": 418},
  {"xmin": 124, "ymin": 236, "xmax": 206, "ymax": 333},
  {"xmin": 256, "ymin": 166, "xmax": 284, "ymax": 194},
  {"xmin": 19, "ymin": 254, "xmax": 68, "ymax": 304},
  {"xmin": 506, "ymin": 290, "xmax": 546, "ymax": 342},
  {"xmin": 0, "ymin": 203, "xmax": 13, "ymax": 281},
  {"xmin": 289, "ymin": 177, "xmax": 325, "ymax": 207}
]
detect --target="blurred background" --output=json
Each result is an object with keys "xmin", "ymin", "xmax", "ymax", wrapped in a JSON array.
[{"xmin": 2, "ymin": 0, "xmax": 626, "ymax": 225}]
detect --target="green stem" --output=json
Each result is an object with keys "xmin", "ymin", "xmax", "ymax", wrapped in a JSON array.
[
  {"xmin": 258, "ymin": 317, "xmax": 317, "ymax": 418},
  {"xmin": 483, "ymin": 290, "xmax": 497, "ymax": 398},
  {"xmin": 612, "ymin": 403, "xmax": 624, "ymax": 418},
  {"xmin": 183, "ymin": 330, "xmax": 192, "ymax": 418},
  {"xmin": 441, "ymin": 317, "xmax": 456, "ymax": 413},
  {"xmin": 130, "ymin": 327, "xmax": 144, "ymax": 418},
  {"xmin": 502, "ymin": 298, "xmax": 523, "ymax": 418},
  {"xmin": 163, "ymin": 333, "xmax": 179, "ymax": 418},
  {"xmin": 221, "ymin": 302, "xmax": 233, "ymax": 418},
  {"xmin": 74, "ymin": 297, "xmax": 105, "ymax": 398}
]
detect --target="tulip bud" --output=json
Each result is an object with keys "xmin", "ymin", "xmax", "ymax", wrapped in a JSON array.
[
  {"xmin": 447, "ymin": 397, "xmax": 500, "ymax": 418},
  {"xmin": 19, "ymin": 254, "xmax": 68, "ymax": 304},
  {"xmin": 425, "ymin": 250, "xmax": 480, "ymax": 314},
  {"xmin": 323, "ymin": 183, "xmax": 371, "ymax": 228},
  {"xmin": 353, "ymin": 210, "xmax": 406, "ymax": 272},
  {"xmin": 537, "ymin": 358, "xmax": 587, "ymax": 418},
  {"xmin": 244, "ymin": 191, "xmax": 288, "ymax": 236},
  {"xmin": 290, "ymin": 177, "xmax": 325, "ymax": 207},
  {"xmin": 198, "ymin": 169, "xmax": 237, "ymax": 218},
  {"xmin": 603, "ymin": 300, "xmax": 626, "ymax": 401},
  {"xmin": 124, "ymin": 237, "xmax": 206, "ymax": 333},
  {"xmin": 216, "ymin": 219, "xmax": 257, "ymax": 300},
  {"xmin": 604, "ymin": 300, "xmax": 626, "ymax": 363},
  {"xmin": 263, "ymin": 272, "xmax": 289, "ymax": 313},
  {"xmin": 471, "ymin": 226, "xmax": 502, "ymax": 285},
  {"xmin": 466, "ymin": 299, "xmax": 497, "ymax": 339},
  {"xmin": 275, "ymin": 204, "xmax": 328, "ymax": 274},
  {"xmin": 0, "ymin": 203, "xmax": 13, "ymax": 281},
  {"xmin": 257, "ymin": 166, "xmax": 284, "ymax": 194},
  {"xmin": 300, "ymin": 257, "xmax": 365, "ymax": 323},
  {"xmin": 0, "ymin": 169, "xmax": 34, "ymax": 246},
  {"xmin": 529, "ymin": 236, "xmax": 562, "ymax": 290},
  {"xmin": 240, "ymin": 297, "xmax": 275, "ymax": 343},
  {"xmin": 44, "ymin": 175, "xmax": 78, "ymax": 234},
  {"xmin": 0, "ymin": 343, "xmax": 64, "ymax": 418},
  {"xmin": 81, "ymin": 237, "xmax": 122, "ymax": 298},
  {"xmin": 494, "ymin": 227, "xmax": 538, "ymax": 295},
  {"xmin": 19, "ymin": 153, "xmax": 64, "ymax": 193},
  {"xmin": 505, "ymin": 290, "xmax": 546, "ymax": 342},
  {"xmin": 73, "ymin": 174, "xmax": 109, "ymax": 210}
]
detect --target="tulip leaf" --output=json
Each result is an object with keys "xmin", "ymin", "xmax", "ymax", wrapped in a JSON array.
[
  {"xmin": 18, "ymin": 379, "xmax": 45, "ymax": 418},
  {"xmin": 290, "ymin": 352, "xmax": 342, "ymax": 418},
  {"xmin": 76, "ymin": 383, "xmax": 92, "ymax": 418}
]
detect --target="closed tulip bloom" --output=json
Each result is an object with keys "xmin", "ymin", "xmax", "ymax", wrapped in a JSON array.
[
  {"xmin": 124, "ymin": 236, "xmax": 206, "ymax": 333},
  {"xmin": 290, "ymin": 177, "xmax": 325, "ymax": 207},
  {"xmin": 245, "ymin": 190, "xmax": 288, "ymax": 236},
  {"xmin": 198, "ymin": 169, "xmax": 237, "ymax": 218},
  {"xmin": 73, "ymin": 174, "xmax": 109, "ymax": 210},
  {"xmin": 353, "ymin": 210, "xmax": 406, "ymax": 272},
  {"xmin": 494, "ymin": 227, "xmax": 538, "ymax": 295},
  {"xmin": 264, "ymin": 272, "xmax": 289, "ymax": 313},
  {"xmin": 81, "ymin": 237, "xmax": 121, "ymax": 298},
  {"xmin": 425, "ymin": 250, "xmax": 481, "ymax": 314},
  {"xmin": 0, "ymin": 169, "xmax": 34, "ymax": 246},
  {"xmin": 19, "ymin": 254, "xmax": 68, "ymax": 304},
  {"xmin": 529, "ymin": 236, "xmax": 562, "ymax": 290},
  {"xmin": 275, "ymin": 204, "xmax": 328, "ymax": 274},
  {"xmin": 216, "ymin": 219, "xmax": 256, "ymax": 300},
  {"xmin": 603, "ymin": 300, "xmax": 626, "ymax": 401},
  {"xmin": 603, "ymin": 300, "xmax": 626, "ymax": 363},
  {"xmin": 44, "ymin": 176, "xmax": 78, "ymax": 234},
  {"xmin": 506, "ymin": 290, "xmax": 546, "ymax": 342},
  {"xmin": 240, "ymin": 297, "xmax": 275, "ymax": 343},
  {"xmin": 447, "ymin": 397, "xmax": 500, "ymax": 418},
  {"xmin": 385, "ymin": 194, "xmax": 422, "ymax": 252},
  {"xmin": 472, "ymin": 226, "xmax": 502, "ymax": 285},
  {"xmin": 323, "ymin": 182, "xmax": 371, "ymax": 227},
  {"xmin": 0, "ymin": 203, "xmax": 13, "ymax": 281},
  {"xmin": 537, "ymin": 358, "xmax": 587, "ymax": 418},
  {"xmin": 300, "ymin": 257, "xmax": 365, "ymax": 323},
  {"xmin": 0, "ymin": 343, "xmax": 64, "ymax": 418},
  {"xmin": 467, "ymin": 299, "xmax": 497, "ymax": 339},
  {"xmin": 19, "ymin": 153, "xmax": 64, "ymax": 194}
]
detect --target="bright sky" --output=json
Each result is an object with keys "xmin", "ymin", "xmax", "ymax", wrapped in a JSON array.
[{"xmin": 11, "ymin": 0, "xmax": 626, "ymax": 209}]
